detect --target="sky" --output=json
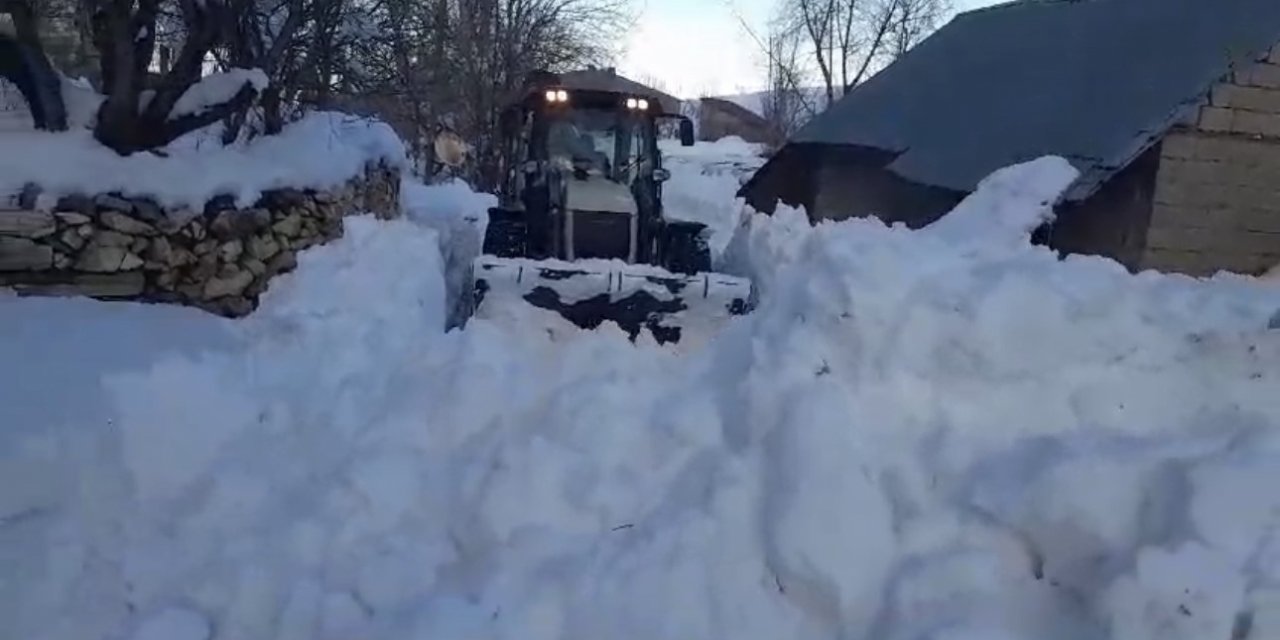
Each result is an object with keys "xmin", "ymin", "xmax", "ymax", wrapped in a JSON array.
[{"xmin": 619, "ymin": 0, "xmax": 1004, "ymax": 99}]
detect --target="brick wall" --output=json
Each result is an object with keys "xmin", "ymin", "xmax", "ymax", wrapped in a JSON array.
[{"xmin": 1143, "ymin": 44, "xmax": 1280, "ymax": 276}]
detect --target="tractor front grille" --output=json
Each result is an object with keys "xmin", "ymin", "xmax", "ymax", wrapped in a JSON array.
[{"xmin": 566, "ymin": 210, "xmax": 635, "ymax": 262}]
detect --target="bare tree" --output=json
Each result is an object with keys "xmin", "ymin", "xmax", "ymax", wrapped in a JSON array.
[
  {"xmin": 760, "ymin": 24, "xmax": 812, "ymax": 141},
  {"xmin": 83, "ymin": 0, "xmax": 268, "ymax": 153},
  {"xmin": 2, "ymin": 0, "xmax": 77, "ymax": 129},
  {"xmin": 776, "ymin": 0, "xmax": 950, "ymax": 103},
  {"xmin": 1, "ymin": 0, "xmax": 44, "ymax": 53},
  {"xmin": 346, "ymin": 0, "xmax": 631, "ymax": 187},
  {"xmin": 888, "ymin": 0, "xmax": 949, "ymax": 58},
  {"xmin": 215, "ymin": 0, "xmax": 307, "ymax": 138},
  {"xmin": 635, "ymin": 72, "xmax": 673, "ymax": 96},
  {"xmin": 716, "ymin": 0, "xmax": 817, "ymax": 143},
  {"xmin": 7, "ymin": 0, "xmax": 632, "ymax": 174}
]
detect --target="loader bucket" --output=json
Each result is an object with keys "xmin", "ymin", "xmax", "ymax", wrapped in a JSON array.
[{"xmin": 471, "ymin": 255, "xmax": 752, "ymax": 344}]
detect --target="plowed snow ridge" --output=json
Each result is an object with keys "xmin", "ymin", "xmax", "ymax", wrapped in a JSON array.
[{"xmin": 3, "ymin": 148, "xmax": 1280, "ymax": 640}]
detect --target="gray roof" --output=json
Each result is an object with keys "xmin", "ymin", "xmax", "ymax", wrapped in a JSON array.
[{"xmin": 790, "ymin": 0, "xmax": 1280, "ymax": 201}]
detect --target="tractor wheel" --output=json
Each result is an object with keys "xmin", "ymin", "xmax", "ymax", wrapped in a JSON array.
[{"xmin": 660, "ymin": 220, "xmax": 712, "ymax": 275}]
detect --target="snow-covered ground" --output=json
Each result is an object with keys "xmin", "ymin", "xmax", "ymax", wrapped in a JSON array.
[{"xmin": 4, "ymin": 132, "xmax": 1280, "ymax": 640}]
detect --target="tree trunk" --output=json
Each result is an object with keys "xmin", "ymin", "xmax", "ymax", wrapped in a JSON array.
[
  {"xmin": 88, "ymin": 0, "xmax": 264, "ymax": 155},
  {"xmin": 1, "ymin": 1, "xmax": 69, "ymax": 130},
  {"xmin": 3, "ymin": 0, "xmax": 44, "ymax": 54}
]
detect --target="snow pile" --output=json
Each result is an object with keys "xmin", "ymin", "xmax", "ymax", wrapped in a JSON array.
[
  {"xmin": 721, "ymin": 201, "xmax": 814, "ymax": 295},
  {"xmin": 0, "ymin": 110, "xmax": 407, "ymax": 212},
  {"xmin": 661, "ymin": 134, "xmax": 767, "ymax": 162},
  {"xmin": 169, "ymin": 68, "xmax": 270, "ymax": 121},
  {"xmin": 660, "ymin": 135, "xmax": 768, "ymax": 188},
  {"xmin": 4, "ymin": 152, "xmax": 1280, "ymax": 640},
  {"xmin": 1, "ymin": 214, "xmax": 444, "ymax": 640},
  {"xmin": 691, "ymin": 157, "xmax": 1280, "ymax": 639},
  {"xmin": 60, "ymin": 75, "xmax": 104, "ymax": 130},
  {"xmin": 400, "ymin": 177, "xmax": 495, "ymax": 325},
  {"xmin": 660, "ymin": 136, "xmax": 767, "ymax": 261}
]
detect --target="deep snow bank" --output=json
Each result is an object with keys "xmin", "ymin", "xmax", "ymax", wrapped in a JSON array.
[
  {"xmin": 4, "ymin": 156, "xmax": 1280, "ymax": 640},
  {"xmin": 718, "ymin": 158, "xmax": 1280, "ymax": 639},
  {"xmin": 660, "ymin": 136, "xmax": 766, "ymax": 262},
  {"xmin": 1, "ymin": 215, "xmax": 445, "ymax": 640},
  {"xmin": 400, "ymin": 177, "xmax": 494, "ymax": 327}
]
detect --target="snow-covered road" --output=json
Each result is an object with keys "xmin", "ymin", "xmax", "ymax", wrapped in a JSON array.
[{"xmin": 4, "ymin": 144, "xmax": 1280, "ymax": 640}]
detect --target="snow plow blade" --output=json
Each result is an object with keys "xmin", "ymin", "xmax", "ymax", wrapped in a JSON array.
[{"xmin": 471, "ymin": 255, "xmax": 752, "ymax": 344}]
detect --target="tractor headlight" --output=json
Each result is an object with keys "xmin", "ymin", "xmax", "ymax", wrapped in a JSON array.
[
  {"xmin": 556, "ymin": 89, "xmax": 568, "ymax": 102},
  {"xmin": 545, "ymin": 90, "xmax": 558, "ymax": 102},
  {"xmin": 626, "ymin": 98, "xmax": 638, "ymax": 109},
  {"xmin": 638, "ymin": 99, "xmax": 649, "ymax": 110}
]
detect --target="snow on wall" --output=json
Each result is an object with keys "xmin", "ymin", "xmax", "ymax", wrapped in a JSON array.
[
  {"xmin": 3, "ymin": 155, "xmax": 1280, "ymax": 640},
  {"xmin": 0, "ymin": 110, "xmax": 408, "ymax": 213}
]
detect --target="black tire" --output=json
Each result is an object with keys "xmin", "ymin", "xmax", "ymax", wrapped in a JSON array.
[
  {"xmin": 482, "ymin": 208, "xmax": 528, "ymax": 258},
  {"xmin": 660, "ymin": 220, "xmax": 712, "ymax": 275}
]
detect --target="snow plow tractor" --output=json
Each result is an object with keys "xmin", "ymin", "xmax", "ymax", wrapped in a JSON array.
[{"xmin": 470, "ymin": 71, "xmax": 753, "ymax": 343}]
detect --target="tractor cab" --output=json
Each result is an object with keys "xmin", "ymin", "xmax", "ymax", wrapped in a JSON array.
[
  {"xmin": 490, "ymin": 76, "xmax": 697, "ymax": 265},
  {"xmin": 529, "ymin": 87, "xmax": 693, "ymax": 184}
]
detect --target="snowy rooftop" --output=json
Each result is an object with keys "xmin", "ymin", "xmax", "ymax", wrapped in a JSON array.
[{"xmin": 790, "ymin": 0, "xmax": 1280, "ymax": 200}]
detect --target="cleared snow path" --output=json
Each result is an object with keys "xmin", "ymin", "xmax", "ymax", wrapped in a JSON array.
[{"xmin": 3, "ymin": 149, "xmax": 1280, "ymax": 640}]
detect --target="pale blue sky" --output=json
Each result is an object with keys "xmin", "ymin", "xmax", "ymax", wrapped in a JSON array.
[{"xmin": 620, "ymin": 0, "xmax": 1002, "ymax": 98}]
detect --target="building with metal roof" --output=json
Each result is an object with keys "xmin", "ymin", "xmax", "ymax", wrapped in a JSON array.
[
  {"xmin": 695, "ymin": 97, "xmax": 781, "ymax": 147},
  {"xmin": 740, "ymin": 0, "xmax": 1280, "ymax": 276}
]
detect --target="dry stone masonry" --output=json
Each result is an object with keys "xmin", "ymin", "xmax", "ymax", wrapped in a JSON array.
[{"xmin": 0, "ymin": 163, "xmax": 400, "ymax": 316}]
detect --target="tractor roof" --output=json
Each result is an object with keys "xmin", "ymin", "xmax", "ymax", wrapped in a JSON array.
[{"xmin": 515, "ymin": 68, "xmax": 683, "ymax": 115}]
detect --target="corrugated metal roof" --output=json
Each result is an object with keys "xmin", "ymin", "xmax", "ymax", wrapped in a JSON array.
[{"xmin": 790, "ymin": 0, "xmax": 1280, "ymax": 200}]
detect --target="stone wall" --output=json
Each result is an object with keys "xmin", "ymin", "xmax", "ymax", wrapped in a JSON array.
[
  {"xmin": 0, "ymin": 163, "xmax": 400, "ymax": 315},
  {"xmin": 1142, "ymin": 44, "xmax": 1280, "ymax": 276}
]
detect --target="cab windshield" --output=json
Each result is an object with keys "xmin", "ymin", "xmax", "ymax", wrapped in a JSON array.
[{"xmin": 545, "ymin": 107, "xmax": 650, "ymax": 183}]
